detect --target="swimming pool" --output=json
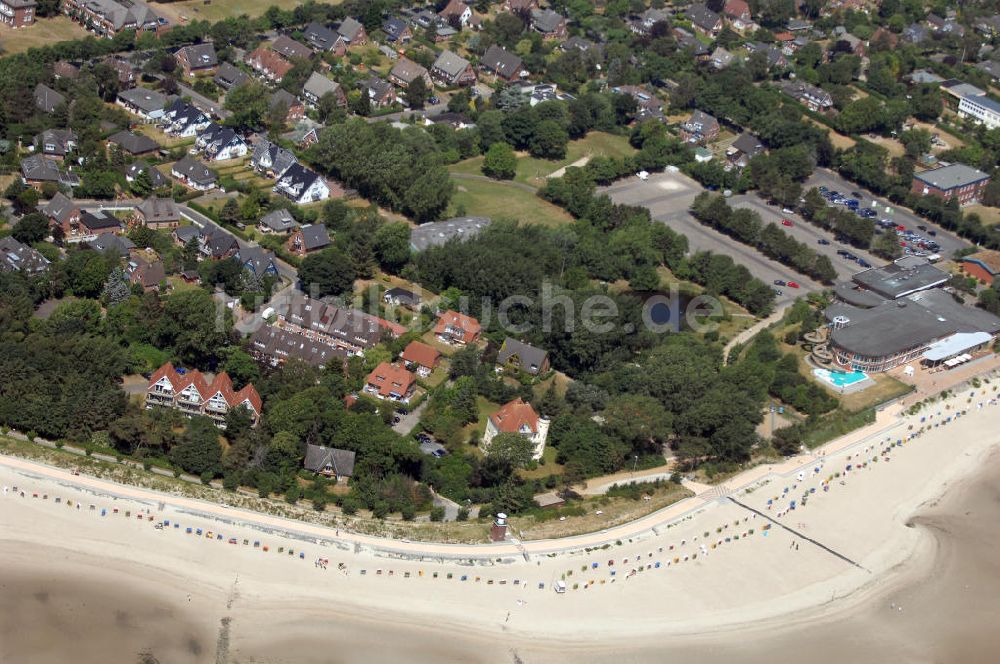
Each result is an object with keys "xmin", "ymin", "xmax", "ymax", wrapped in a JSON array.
[{"xmin": 813, "ymin": 368, "xmax": 869, "ymax": 388}]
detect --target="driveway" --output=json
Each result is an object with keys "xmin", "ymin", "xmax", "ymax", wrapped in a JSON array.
[{"xmin": 392, "ymin": 400, "xmax": 427, "ymax": 435}]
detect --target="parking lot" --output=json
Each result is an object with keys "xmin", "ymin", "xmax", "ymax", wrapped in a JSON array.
[
  {"xmin": 805, "ymin": 169, "xmax": 969, "ymax": 260},
  {"xmin": 601, "ymin": 172, "xmax": 823, "ymax": 305}
]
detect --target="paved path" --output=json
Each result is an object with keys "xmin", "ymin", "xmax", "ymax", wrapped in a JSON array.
[
  {"xmin": 722, "ymin": 303, "xmax": 791, "ymax": 364},
  {"xmin": 392, "ymin": 400, "xmax": 427, "ymax": 435}
]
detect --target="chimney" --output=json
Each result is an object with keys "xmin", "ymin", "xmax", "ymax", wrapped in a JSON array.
[{"xmin": 490, "ymin": 512, "xmax": 508, "ymax": 542}]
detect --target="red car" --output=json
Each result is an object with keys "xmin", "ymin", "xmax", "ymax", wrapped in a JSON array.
[
  {"xmin": 896, "ymin": 225, "xmax": 906, "ymax": 231},
  {"xmin": 787, "ymin": 281, "xmax": 800, "ymax": 289},
  {"xmin": 781, "ymin": 219, "xmax": 794, "ymax": 227}
]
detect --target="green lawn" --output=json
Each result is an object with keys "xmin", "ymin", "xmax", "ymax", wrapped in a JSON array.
[
  {"xmin": 153, "ymin": 0, "xmax": 332, "ymax": 24},
  {"xmin": 448, "ymin": 177, "xmax": 573, "ymax": 226},
  {"xmin": 0, "ymin": 16, "xmax": 88, "ymax": 55},
  {"xmin": 449, "ymin": 132, "xmax": 636, "ymax": 188},
  {"xmin": 461, "ymin": 396, "xmax": 502, "ymax": 445}
]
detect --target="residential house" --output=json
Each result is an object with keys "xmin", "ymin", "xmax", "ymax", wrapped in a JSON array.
[
  {"xmin": 431, "ymin": 50, "xmax": 476, "ymax": 87},
  {"xmin": 383, "ymin": 287, "xmax": 420, "ymax": 308},
  {"xmin": 34, "ymin": 128, "xmax": 77, "ymax": 158},
  {"xmin": 107, "ymin": 129, "xmax": 158, "ymax": 156},
  {"xmin": 20, "ymin": 154, "xmax": 80, "ymax": 189},
  {"xmin": 723, "ymin": 0, "xmax": 753, "ymax": 30},
  {"xmin": 286, "ymin": 224, "xmax": 331, "ymax": 256},
  {"xmin": 302, "ymin": 22, "xmax": 345, "ymax": 54},
  {"xmin": 389, "ymin": 58, "xmax": 430, "ymax": 89},
  {"xmin": 250, "ymin": 326, "xmax": 347, "ymax": 370},
  {"xmin": 426, "ymin": 112, "xmax": 474, "ymax": 129},
  {"xmin": 257, "ymin": 208, "xmax": 297, "ymax": 234},
  {"xmin": 727, "ymin": 132, "xmax": 765, "ymax": 168},
  {"xmin": 530, "ymin": 8, "xmax": 567, "ymax": 40},
  {"xmin": 145, "ymin": 362, "xmax": 261, "ymax": 428},
  {"xmin": 674, "ymin": 27, "xmax": 711, "ymax": 59},
  {"xmin": 126, "ymin": 255, "xmax": 166, "ymax": 292},
  {"xmin": 957, "ymin": 94, "xmax": 1000, "ymax": 130},
  {"xmin": 831, "ymin": 29, "xmax": 866, "ymax": 58},
  {"xmin": 434, "ymin": 310, "xmax": 481, "ymax": 345},
  {"xmin": 269, "ymin": 88, "xmax": 305, "ymax": 122},
  {"xmin": 928, "ymin": 13, "xmax": 965, "ymax": 37},
  {"xmin": 125, "ymin": 161, "xmax": 168, "ymax": 189},
  {"xmin": 303, "ymin": 444, "xmax": 355, "ymax": 480},
  {"xmin": 271, "ymin": 34, "xmax": 313, "ymax": 61},
  {"xmin": 336, "ymin": 16, "xmax": 367, "ymax": 45},
  {"xmin": 171, "ymin": 156, "xmax": 217, "ymax": 191},
  {"xmin": 42, "ymin": 192, "xmax": 80, "ymax": 238},
  {"xmin": 246, "ymin": 46, "xmax": 293, "ymax": 82},
  {"xmin": 77, "ymin": 209, "xmax": 122, "ymax": 238},
  {"xmin": 161, "ymin": 99, "xmax": 211, "ymax": 137},
  {"xmin": 975, "ymin": 15, "xmax": 1000, "ymax": 37},
  {"xmin": 630, "ymin": 7, "xmax": 668, "ymax": 35},
  {"xmin": 53, "ymin": 61, "xmax": 80, "ymax": 80},
  {"xmin": 560, "ymin": 36, "xmax": 599, "ymax": 54},
  {"xmin": 301, "ymin": 71, "xmax": 346, "ymax": 107},
  {"xmin": 710, "ymin": 46, "xmax": 736, "ymax": 70},
  {"xmin": 382, "ymin": 17, "xmax": 413, "ymax": 43},
  {"xmin": 687, "ymin": 4, "xmax": 723, "ymax": 36},
  {"xmin": 504, "ymin": 0, "xmax": 538, "ymax": 11},
  {"xmin": 496, "ymin": 338, "xmax": 549, "ymax": 375},
  {"xmin": 482, "ymin": 398, "xmax": 549, "ymax": 460},
  {"xmin": 195, "ymin": 123, "xmax": 248, "ymax": 161},
  {"xmin": 88, "ymin": 233, "xmax": 135, "ymax": 256},
  {"xmin": 274, "ymin": 163, "xmax": 330, "ymax": 204},
  {"xmin": 104, "ymin": 57, "xmax": 136, "ymax": 88},
  {"xmin": 747, "ymin": 41, "xmax": 788, "ymax": 69},
  {"xmin": 903, "ymin": 23, "xmax": 930, "ymax": 44},
  {"xmin": 360, "ymin": 76, "xmax": 397, "ymax": 108},
  {"xmin": 135, "ymin": 196, "xmax": 180, "ymax": 229},
  {"xmin": 176, "ymin": 43, "xmax": 217, "ymax": 76},
  {"xmin": 251, "ymin": 139, "xmax": 297, "ymax": 178},
  {"xmin": 680, "ymin": 110, "xmax": 719, "ymax": 143},
  {"xmin": 978, "ymin": 60, "xmax": 1000, "ymax": 83},
  {"xmin": 280, "ymin": 294, "xmax": 396, "ymax": 355},
  {"xmin": 238, "ymin": 244, "xmax": 279, "ymax": 279},
  {"xmin": 117, "ymin": 87, "xmax": 169, "ymax": 121},
  {"xmin": 480, "ymin": 44, "xmax": 523, "ymax": 81},
  {"xmin": 911, "ymin": 163, "xmax": 990, "ymax": 206},
  {"xmin": 613, "ymin": 84, "xmax": 665, "ymax": 122},
  {"xmin": 199, "ymin": 227, "xmax": 238, "ymax": 259},
  {"xmin": 34, "ymin": 83, "xmax": 65, "ymax": 113},
  {"xmin": 0, "ymin": 236, "xmax": 49, "ymax": 274},
  {"xmin": 1, "ymin": 0, "xmax": 35, "ymax": 27},
  {"xmin": 438, "ymin": 0, "xmax": 472, "ymax": 27},
  {"xmin": 213, "ymin": 62, "xmax": 250, "ymax": 90},
  {"xmin": 62, "ymin": 0, "xmax": 164, "ymax": 38},
  {"xmin": 172, "ymin": 225, "xmax": 202, "ymax": 248},
  {"xmin": 780, "ymin": 81, "xmax": 833, "ymax": 111},
  {"xmin": 400, "ymin": 340, "xmax": 440, "ymax": 377},
  {"xmin": 365, "ymin": 362, "xmax": 416, "ymax": 402}
]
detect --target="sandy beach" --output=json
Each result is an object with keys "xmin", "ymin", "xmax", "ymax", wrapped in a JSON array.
[{"xmin": 3, "ymin": 385, "xmax": 1000, "ymax": 663}]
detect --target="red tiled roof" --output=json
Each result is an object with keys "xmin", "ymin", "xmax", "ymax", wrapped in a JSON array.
[
  {"xmin": 401, "ymin": 340, "xmax": 441, "ymax": 369},
  {"xmin": 723, "ymin": 0, "xmax": 751, "ymax": 18},
  {"xmin": 773, "ymin": 31, "xmax": 794, "ymax": 41},
  {"xmin": 247, "ymin": 46, "xmax": 293, "ymax": 79},
  {"xmin": 376, "ymin": 316, "xmax": 407, "ymax": 337},
  {"xmin": 434, "ymin": 310, "xmax": 481, "ymax": 343},
  {"xmin": 148, "ymin": 362, "xmax": 262, "ymax": 415},
  {"xmin": 962, "ymin": 249, "xmax": 1000, "ymax": 275},
  {"xmin": 366, "ymin": 362, "xmax": 416, "ymax": 399},
  {"xmin": 490, "ymin": 398, "xmax": 539, "ymax": 434}
]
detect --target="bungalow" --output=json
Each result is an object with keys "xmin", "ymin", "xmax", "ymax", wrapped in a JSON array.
[
  {"xmin": 161, "ymin": 99, "xmax": 211, "ymax": 137},
  {"xmin": 480, "ymin": 44, "xmax": 523, "ymax": 81},
  {"xmin": 302, "ymin": 22, "xmax": 346, "ymax": 54},
  {"xmin": 175, "ymin": 43, "xmax": 217, "ymax": 76},
  {"xmin": 496, "ymin": 338, "xmax": 549, "ymax": 375},
  {"xmin": 274, "ymin": 163, "xmax": 330, "ymax": 204},
  {"xmin": 303, "ymin": 444, "xmax": 355, "ymax": 480},
  {"xmin": 382, "ymin": 17, "xmax": 413, "ymax": 43},
  {"xmin": 383, "ymin": 287, "xmax": 420, "ymax": 308},
  {"xmin": 107, "ymin": 129, "xmax": 158, "ymax": 156},
  {"xmin": 438, "ymin": 0, "xmax": 472, "ymax": 27},
  {"xmin": 1, "ymin": 0, "xmax": 35, "ymax": 27},
  {"xmin": 135, "ymin": 196, "xmax": 180, "ymax": 230},
  {"xmin": 360, "ymin": 76, "xmax": 397, "ymax": 108},
  {"xmin": 78, "ymin": 209, "xmax": 122, "ymax": 237},
  {"xmin": 686, "ymin": 3, "xmax": 723, "ymax": 36},
  {"xmin": 42, "ymin": 192, "xmax": 80, "ymax": 238},
  {"xmin": 727, "ymin": 132, "xmax": 765, "ymax": 168},
  {"xmin": 246, "ymin": 46, "xmax": 293, "ymax": 82},
  {"xmin": 270, "ymin": 35, "xmax": 313, "ymax": 61},
  {"xmin": 286, "ymin": 224, "xmax": 331, "ymax": 256},
  {"xmin": 258, "ymin": 208, "xmax": 297, "ymax": 234},
  {"xmin": 117, "ymin": 87, "xmax": 169, "ymax": 121},
  {"xmin": 195, "ymin": 123, "xmax": 248, "ymax": 161},
  {"xmin": 401, "ymin": 340, "xmax": 440, "ymax": 377},
  {"xmin": 434, "ymin": 310, "xmax": 481, "ymax": 345},
  {"xmin": 145, "ymin": 362, "xmax": 261, "ymax": 428},
  {"xmin": 213, "ymin": 62, "xmax": 250, "ymax": 90},
  {"xmin": 389, "ymin": 58, "xmax": 431, "ymax": 89},
  {"xmin": 482, "ymin": 398, "xmax": 549, "ymax": 460},
  {"xmin": 34, "ymin": 83, "xmax": 65, "ymax": 113},
  {"xmin": 530, "ymin": 8, "xmax": 567, "ymax": 40},
  {"xmin": 251, "ymin": 139, "xmax": 297, "ymax": 178},
  {"xmin": 301, "ymin": 71, "xmax": 346, "ymax": 107},
  {"xmin": 171, "ymin": 156, "xmax": 217, "ymax": 191},
  {"xmin": 126, "ymin": 256, "xmax": 166, "ymax": 292},
  {"xmin": 365, "ymin": 362, "xmax": 416, "ymax": 402},
  {"xmin": 125, "ymin": 161, "xmax": 169, "ymax": 189},
  {"xmin": 20, "ymin": 154, "xmax": 80, "ymax": 189},
  {"xmin": 431, "ymin": 50, "xmax": 476, "ymax": 87},
  {"xmin": 34, "ymin": 128, "xmax": 77, "ymax": 158},
  {"xmin": 89, "ymin": 233, "xmax": 135, "ymax": 257},
  {"xmin": 0, "ymin": 236, "xmax": 49, "ymax": 274},
  {"xmin": 336, "ymin": 16, "xmax": 367, "ymax": 45}
]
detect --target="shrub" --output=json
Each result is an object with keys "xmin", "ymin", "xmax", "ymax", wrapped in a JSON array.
[{"xmin": 430, "ymin": 506, "xmax": 445, "ymax": 522}]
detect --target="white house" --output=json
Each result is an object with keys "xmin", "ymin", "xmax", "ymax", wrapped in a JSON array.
[
  {"xmin": 195, "ymin": 123, "xmax": 248, "ymax": 161},
  {"xmin": 274, "ymin": 163, "xmax": 330, "ymax": 204},
  {"xmin": 958, "ymin": 94, "xmax": 1000, "ymax": 130},
  {"xmin": 482, "ymin": 398, "xmax": 550, "ymax": 461}
]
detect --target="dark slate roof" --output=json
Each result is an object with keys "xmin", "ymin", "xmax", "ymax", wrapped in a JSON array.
[
  {"xmin": 20, "ymin": 155, "xmax": 80, "ymax": 186},
  {"xmin": 497, "ymin": 338, "xmax": 548, "ymax": 373},
  {"xmin": 214, "ymin": 62, "xmax": 251, "ymax": 90},
  {"xmin": 118, "ymin": 87, "xmax": 169, "ymax": 113},
  {"xmin": 34, "ymin": 83, "xmax": 65, "ymax": 113},
  {"xmin": 271, "ymin": 35, "xmax": 313, "ymax": 60},
  {"xmin": 302, "ymin": 71, "xmax": 340, "ymax": 100},
  {"xmin": 384, "ymin": 287, "xmax": 420, "ymax": 307},
  {"xmin": 238, "ymin": 243, "xmax": 278, "ymax": 276},
  {"xmin": 303, "ymin": 22, "xmax": 339, "ymax": 50},
  {"xmin": 172, "ymin": 156, "xmax": 217, "ymax": 186},
  {"xmin": 138, "ymin": 196, "xmax": 180, "ymax": 224},
  {"xmin": 43, "ymin": 192, "xmax": 77, "ymax": 224},
  {"xmin": 337, "ymin": 16, "xmax": 365, "ymax": 42},
  {"xmin": 80, "ymin": 209, "xmax": 121, "ymax": 231},
  {"xmin": 250, "ymin": 325, "xmax": 347, "ymax": 368},
  {"xmin": 731, "ymin": 132, "xmax": 764, "ymax": 156},
  {"xmin": 173, "ymin": 225, "xmax": 202, "ymax": 244},
  {"xmin": 178, "ymin": 43, "xmax": 218, "ymax": 69},
  {"xmin": 383, "ymin": 17, "xmax": 409, "ymax": 41},
  {"xmin": 127, "ymin": 161, "xmax": 168, "ymax": 188},
  {"xmin": 0, "ymin": 236, "xmax": 50, "ymax": 274},
  {"xmin": 686, "ymin": 3, "xmax": 722, "ymax": 31},
  {"xmin": 108, "ymin": 130, "xmax": 159, "ymax": 154},
  {"xmin": 530, "ymin": 8, "xmax": 565, "ymax": 33},
  {"xmin": 35, "ymin": 128, "xmax": 77, "ymax": 156},
  {"xmin": 269, "ymin": 88, "xmax": 300, "ymax": 112},
  {"xmin": 89, "ymin": 233, "xmax": 135, "ymax": 256},
  {"xmin": 481, "ymin": 44, "xmax": 523, "ymax": 79},
  {"xmin": 304, "ymin": 443, "xmax": 356, "ymax": 476},
  {"xmin": 259, "ymin": 208, "xmax": 297, "ymax": 232},
  {"xmin": 299, "ymin": 224, "xmax": 331, "ymax": 251}
]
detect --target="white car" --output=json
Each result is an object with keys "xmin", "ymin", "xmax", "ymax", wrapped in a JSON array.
[{"xmin": 636, "ymin": 170, "xmax": 649, "ymax": 181}]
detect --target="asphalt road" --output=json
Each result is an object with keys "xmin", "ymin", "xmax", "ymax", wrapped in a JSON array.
[
  {"xmin": 601, "ymin": 172, "xmax": 823, "ymax": 306},
  {"xmin": 805, "ymin": 169, "xmax": 969, "ymax": 260}
]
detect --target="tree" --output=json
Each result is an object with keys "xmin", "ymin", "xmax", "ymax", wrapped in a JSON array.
[
  {"xmin": 404, "ymin": 167, "xmax": 453, "ymax": 222},
  {"xmin": 221, "ymin": 348, "xmax": 260, "ymax": 390},
  {"xmin": 129, "ymin": 167, "xmax": 153, "ymax": 197},
  {"xmin": 225, "ymin": 81, "xmax": 270, "ymax": 130},
  {"xmin": 406, "ymin": 76, "xmax": 429, "ymax": 110},
  {"xmin": 219, "ymin": 198, "xmax": 240, "ymax": 226},
  {"xmin": 12, "ymin": 213, "xmax": 49, "ymax": 244},
  {"xmin": 101, "ymin": 268, "xmax": 131, "ymax": 307},
  {"xmin": 772, "ymin": 424, "xmax": 803, "ymax": 456},
  {"xmin": 485, "ymin": 432, "xmax": 534, "ymax": 470},
  {"xmin": 171, "ymin": 417, "xmax": 222, "ymax": 476},
  {"xmin": 299, "ymin": 246, "xmax": 356, "ymax": 297},
  {"xmin": 373, "ymin": 222, "xmax": 412, "ymax": 273},
  {"xmin": 482, "ymin": 142, "xmax": 517, "ymax": 179}
]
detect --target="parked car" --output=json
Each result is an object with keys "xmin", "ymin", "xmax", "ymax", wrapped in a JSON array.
[
  {"xmin": 858, "ymin": 259, "xmax": 871, "ymax": 268},
  {"xmin": 774, "ymin": 279, "xmax": 786, "ymax": 286},
  {"xmin": 928, "ymin": 230, "xmax": 937, "ymax": 236},
  {"xmin": 917, "ymin": 224, "xmax": 927, "ymax": 231},
  {"xmin": 787, "ymin": 281, "xmax": 800, "ymax": 289},
  {"xmin": 781, "ymin": 219, "xmax": 794, "ymax": 227},
  {"xmin": 773, "ymin": 288, "xmax": 783, "ymax": 296},
  {"xmin": 817, "ymin": 238, "xmax": 830, "ymax": 245},
  {"xmin": 851, "ymin": 191, "xmax": 863, "ymax": 198}
]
